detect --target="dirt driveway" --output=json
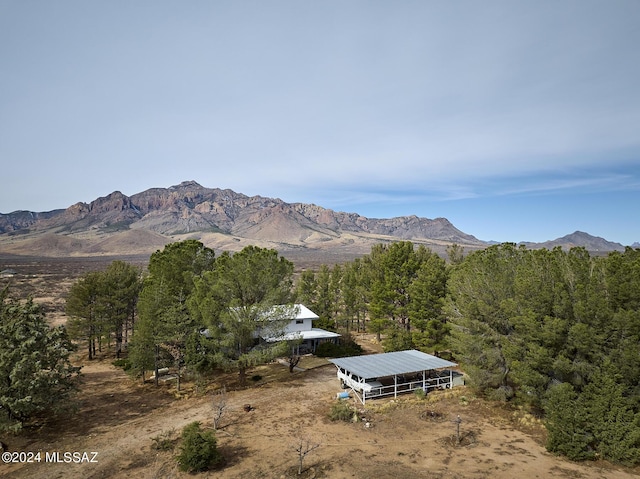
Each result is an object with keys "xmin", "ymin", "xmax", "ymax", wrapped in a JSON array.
[{"xmin": 2, "ymin": 356, "xmax": 638, "ymax": 479}]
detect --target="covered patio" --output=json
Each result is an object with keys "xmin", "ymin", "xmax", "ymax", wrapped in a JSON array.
[{"xmin": 330, "ymin": 349, "xmax": 458, "ymax": 404}]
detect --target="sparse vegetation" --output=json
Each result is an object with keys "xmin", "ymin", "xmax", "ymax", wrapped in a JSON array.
[
  {"xmin": 328, "ymin": 400, "xmax": 357, "ymax": 422},
  {"xmin": 151, "ymin": 428, "xmax": 176, "ymax": 451}
]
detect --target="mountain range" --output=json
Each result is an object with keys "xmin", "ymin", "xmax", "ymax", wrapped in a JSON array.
[{"xmin": 0, "ymin": 181, "xmax": 628, "ymax": 261}]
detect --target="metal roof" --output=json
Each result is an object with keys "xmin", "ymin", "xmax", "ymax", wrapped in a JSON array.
[
  {"xmin": 260, "ymin": 304, "xmax": 319, "ymax": 321},
  {"xmin": 265, "ymin": 328, "xmax": 341, "ymax": 342},
  {"xmin": 329, "ymin": 350, "xmax": 457, "ymax": 380},
  {"xmin": 290, "ymin": 304, "xmax": 319, "ymax": 320}
]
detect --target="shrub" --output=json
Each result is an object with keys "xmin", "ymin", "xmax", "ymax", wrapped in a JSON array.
[
  {"xmin": 329, "ymin": 400, "xmax": 356, "ymax": 422},
  {"xmin": 315, "ymin": 337, "xmax": 363, "ymax": 358},
  {"xmin": 177, "ymin": 421, "xmax": 223, "ymax": 472}
]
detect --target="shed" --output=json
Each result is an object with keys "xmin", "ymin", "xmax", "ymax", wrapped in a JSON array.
[{"xmin": 330, "ymin": 350, "xmax": 458, "ymax": 404}]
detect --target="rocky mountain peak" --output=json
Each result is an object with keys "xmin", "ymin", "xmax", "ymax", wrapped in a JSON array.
[{"xmin": 171, "ymin": 180, "xmax": 203, "ymax": 189}]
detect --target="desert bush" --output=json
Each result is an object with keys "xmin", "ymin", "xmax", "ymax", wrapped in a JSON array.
[
  {"xmin": 329, "ymin": 400, "xmax": 356, "ymax": 422},
  {"xmin": 177, "ymin": 421, "xmax": 223, "ymax": 472}
]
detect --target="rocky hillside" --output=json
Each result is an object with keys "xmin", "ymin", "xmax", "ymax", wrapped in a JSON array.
[{"xmin": 0, "ymin": 181, "xmax": 484, "ymax": 259}]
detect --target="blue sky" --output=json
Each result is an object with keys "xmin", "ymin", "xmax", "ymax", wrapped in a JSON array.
[{"xmin": 1, "ymin": 1, "xmax": 639, "ymax": 245}]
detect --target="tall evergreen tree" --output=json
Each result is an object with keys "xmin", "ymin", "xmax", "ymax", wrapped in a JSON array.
[
  {"xmin": 130, "ymin": 240, "xmax": 215, "ymax": 385},
  {"xmin": 66, "ymin": 261, "xmax": 141, "ymax": 359},
  {"xmin": 341, "ymin": 259, "xmax": 369, "ymax": 332},
  {"xmin": 448, "ymin": 243, "xmax": 640, "ymax": 463},
  {"xmin": 100, "ymin": 261, "xmax": 141, "ymax": 357},
  {"xmin": 447, "ymin": 243, "xmax": 524, "ymax": 400},
  {"xmin": 66, "ymin": 271, "xmax": 104, "ymax": 360},
  {"xmin": 189, "ymin": 246, "xmax": 294, "ymax": 385},
  {"xmin": 369, "ymin": 242, "xmax": 423, "ymax": 331},
  {"xmin": 408, "ymin": 250, "xmax": 449, "ymax": 353}
]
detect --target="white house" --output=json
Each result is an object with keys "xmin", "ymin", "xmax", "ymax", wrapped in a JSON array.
[{"xmin": 263, "ymin": 304, "xmax": 340, "ymax": 354}]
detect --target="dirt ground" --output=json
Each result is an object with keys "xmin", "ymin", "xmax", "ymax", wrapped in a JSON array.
[
  {"xmin": 2, "ymin": 351, "xmax": 639, "ymax": 479},
  {"xmin": 2, "ymin": 254, "xmax": 639, "ymax": 479}
]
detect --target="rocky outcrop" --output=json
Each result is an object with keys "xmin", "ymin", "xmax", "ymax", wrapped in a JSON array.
[{"xmin": 0, "ymin": 209, "xmax": 64, "ymax": 233}]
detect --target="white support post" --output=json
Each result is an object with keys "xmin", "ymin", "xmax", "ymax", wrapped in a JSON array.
[{"xmin": 394, "ymin": 375, "xmax": 397, "ymax": 398}]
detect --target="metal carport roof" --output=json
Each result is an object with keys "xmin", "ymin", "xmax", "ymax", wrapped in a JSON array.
[{"xmin": 329, "ymin": 349, "xmax": 457, "ymax": 380}]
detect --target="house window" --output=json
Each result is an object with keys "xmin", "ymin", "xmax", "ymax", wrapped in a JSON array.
[{"xmin": 296, "ymin": 319, "xmax": 304, "ymax": 324}]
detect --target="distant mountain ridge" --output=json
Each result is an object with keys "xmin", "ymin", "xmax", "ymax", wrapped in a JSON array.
[
  {"xmin": 522, "ymin": 231, "xmax": 625, "ymax": 253},
  {"xmin": 0, "ymin": 181, "xmax": 480, "ymax": 241},
  {"xmin": 0, "ymin": 181, "xmax": 631, "ymax": 258},
  {"xmin": 0, "ymin": 181, "xmax": 483, "ymax": 258}
]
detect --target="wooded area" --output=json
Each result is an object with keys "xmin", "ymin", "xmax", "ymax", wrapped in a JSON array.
[{"xmin": 7, "ymin": 239, "xmax": 638, "ymax": 464}]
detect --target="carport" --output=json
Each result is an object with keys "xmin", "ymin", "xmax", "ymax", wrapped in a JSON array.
[{"xmin": 330, "ymin": 350, "xmax": 458, "ymax": 404}]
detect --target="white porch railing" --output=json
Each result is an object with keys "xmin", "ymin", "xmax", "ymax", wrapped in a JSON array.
[
  {"xmin": 362, "ymin": 375, "xmax": 451, "ymax": 401},
  {"xmin": 339, "ymin": 371, "xmax": 453, "ymax": 405}
]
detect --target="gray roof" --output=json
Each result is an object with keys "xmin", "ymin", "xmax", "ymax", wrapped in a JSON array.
[{"xmin": 329, "ymin": 350, "xmax": 457, "ymax": 380}]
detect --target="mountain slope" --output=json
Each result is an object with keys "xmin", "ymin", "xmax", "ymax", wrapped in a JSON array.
[
  {"xmin": 522, "ymin": 231, "xmax": 625, "ymax": 253},
  {"xmin": 0, "ymin": 181, "xmax": 484, "ymax": 258}
]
